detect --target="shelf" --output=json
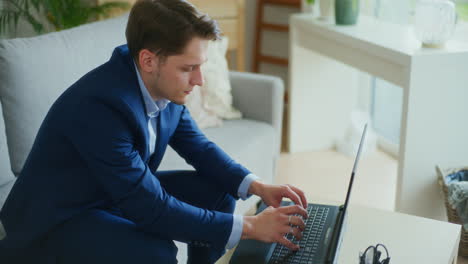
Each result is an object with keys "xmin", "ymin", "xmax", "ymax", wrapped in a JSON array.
[
  {"xmin": 261, "ymin": 23, "xmax": 289, "ymax": 32},
  {"xmin": 258, "ymin": 55, "xmax": 289, "ymax": 66},
  {"xmin": 264, "ymin": 0, "xmax": 301, "ymax": 7},
  {"xmin": 254, "ymin": 0, "xmax": 297, "ymax": 71}
]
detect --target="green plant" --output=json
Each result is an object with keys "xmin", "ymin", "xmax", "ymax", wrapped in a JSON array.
[
  {"xmin": 306, "ymin": 0, "xmax": 316, "ymax": 4},
  {"xmin": 457, "ymin": 2, "xmax": 468, "ymax": 21},
  {"xmin": 0, "ymin": 0, "xmax": 129, "ymax": 36}
]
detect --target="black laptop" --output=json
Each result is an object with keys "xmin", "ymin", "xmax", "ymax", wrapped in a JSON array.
[{"xmin": 230, "ymin": 124, "xmax": 367, "ymax": 264}]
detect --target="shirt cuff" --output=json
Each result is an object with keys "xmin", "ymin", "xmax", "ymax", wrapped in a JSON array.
[
  {"xmin": 237, "ymin": 173, "xmax": 260, "ymax": 200},
  {"xmin": 226, "ymin": 214, "xmax": 243, "ymax": 249}
]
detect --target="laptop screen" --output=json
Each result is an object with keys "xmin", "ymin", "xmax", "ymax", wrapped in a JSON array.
[
  {"xmin": 343, "ymin": 123, "xmax": 367, "ymax": 214},
  {"xmin": 330, "ymin": 123, "xmax": 367, "ymax": 263}
]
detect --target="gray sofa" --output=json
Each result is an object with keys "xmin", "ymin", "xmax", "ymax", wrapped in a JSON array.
[{"xmin": 0, "ymin": 13, "xmax": 283, "ymax": 262}]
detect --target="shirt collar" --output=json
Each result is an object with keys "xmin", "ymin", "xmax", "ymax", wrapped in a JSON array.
[{"xmin": 133, "ymin": 61, "xmax": 171, "ymax": 117}]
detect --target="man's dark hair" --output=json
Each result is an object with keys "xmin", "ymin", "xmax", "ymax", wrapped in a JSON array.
[{"xmin": 126, "ymin": 0, "xmax": 221, "ymax": 63}]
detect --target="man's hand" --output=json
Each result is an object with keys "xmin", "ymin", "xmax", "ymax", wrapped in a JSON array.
[
  {"xmin": 249, "ymin": 181, "xmax": 308, "ymax": 209},
  {"xmin": 242, "ymin": 205, "xmax": 308, "ymax": 251}
]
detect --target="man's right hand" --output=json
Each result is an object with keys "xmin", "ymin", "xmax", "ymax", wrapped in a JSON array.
[{"xmin": 241, "ymin": 205, "xmax": 308, "ymax": 251}]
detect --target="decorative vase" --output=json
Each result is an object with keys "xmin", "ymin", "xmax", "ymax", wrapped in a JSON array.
[
  {"xmin": 414, "ymin": 0, "xmax": 457, "ymax": 48},
  {"xmin": 320, "ymin": 0, "xmax": 335, "ymax": 22},
  {"xmin": 301, "ymin": 0, "xmax": 317, "ymax": 15},
  {"xmin": 335, "ymin": 0, "xmax": 360, "ymax": 25}
]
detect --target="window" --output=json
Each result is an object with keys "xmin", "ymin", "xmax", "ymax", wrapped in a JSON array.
[{"xmin": 371, "ymin": 79, "xmax": 403, "ymax": 145}]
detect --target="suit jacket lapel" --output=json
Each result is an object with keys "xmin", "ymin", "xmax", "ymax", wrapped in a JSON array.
[{"xmin": 149, "ymin": 108, "xmax": 170, "ymax": 172}]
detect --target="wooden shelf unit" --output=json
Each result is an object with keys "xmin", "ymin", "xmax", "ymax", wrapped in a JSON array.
[{"xmin": 253, "ymin": 0, "xmax": 301, "ymax": 72}]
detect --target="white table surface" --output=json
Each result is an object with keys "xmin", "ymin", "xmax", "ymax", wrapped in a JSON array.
[{"xmin": 335, "ymin": 205, "xmax": 461, "ymax": 264}]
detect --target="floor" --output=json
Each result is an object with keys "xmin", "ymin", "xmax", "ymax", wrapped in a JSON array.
[
  {"xmin": 275, "ymin": 149, "xmax": 398, "ymax": 211},
  {"xmin": 217, "ymin": 149, "xmax": 468, "ymax": 264}
]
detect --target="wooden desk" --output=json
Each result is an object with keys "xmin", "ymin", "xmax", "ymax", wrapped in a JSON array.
[
  {"xmin": 288, "ymin": 14, "xmax": 468, "ymax": 220},
  {"xmin": 338, "ymin": 205, "xmax": 461, "ymax": 264}
]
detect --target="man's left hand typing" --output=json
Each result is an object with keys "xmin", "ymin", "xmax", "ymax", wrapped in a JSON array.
[{"xmin": 248, "ymin": 181, "xmax": 308, "ymax": 209}]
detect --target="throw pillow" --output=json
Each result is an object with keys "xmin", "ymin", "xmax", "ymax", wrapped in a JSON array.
[
  {"xmin": 200, "ymin": 37, "xmax": 242, "ymax": 120},
  {"xmin": 185, "ymin": 36, "xmax": 242, "ymax": 128},
  {"xmin": 185, "ymin": 86, "xmax": 222, "ymax": 129}
]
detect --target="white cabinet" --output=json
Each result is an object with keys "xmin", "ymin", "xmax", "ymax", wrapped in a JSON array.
[{"xmin": 288, "ymin": 14, "xmax": 468, "ymax": 220}]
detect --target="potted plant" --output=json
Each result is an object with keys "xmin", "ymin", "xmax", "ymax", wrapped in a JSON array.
[
  {"xmin": 302, "ymin": 0, "xmax": 316, "ymax": 13},
  {"xmin": 335, "ymin": 0, "xmax": 360, "ymax": 25},
  {"xmin": 0, "ymin": 0, "xmax": 129, "ymax": 36}
]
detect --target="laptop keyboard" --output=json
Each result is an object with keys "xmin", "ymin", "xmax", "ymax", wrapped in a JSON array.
[{"xmin": 268, "ymin": 205, "xmax": 330, "ymax": 264}]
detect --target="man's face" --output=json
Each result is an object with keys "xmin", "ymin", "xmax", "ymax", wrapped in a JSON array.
[{"xmin": 137, "ymin": 37, "xmax": 208, "ymax": 105}]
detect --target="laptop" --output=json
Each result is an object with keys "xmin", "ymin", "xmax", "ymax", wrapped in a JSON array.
[{"xmin": 230, "ymin": 124, "xmax": 368, "ymax": 264}]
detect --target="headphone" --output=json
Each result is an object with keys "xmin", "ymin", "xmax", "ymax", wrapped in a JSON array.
[{"xmin": 359, "ymin": 243, "xmax": 390, "ymax": 264}]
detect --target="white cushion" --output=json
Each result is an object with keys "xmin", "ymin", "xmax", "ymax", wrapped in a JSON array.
[
  {"xmin": 0, "ymin": 101, "xmax": 15, "ymax": 186},
  {"xmin": 185, "ymin": 37, "xmax": 242, "ymax": 129},
  {"xmin": 199, "ymin": 37, "xmax": 242, "ymax": 120},
  {"xmin": 0, "ymin": 14, "xmax": 128, "ymax": 174},
  {"xmin": 185, "ymin": 83, "xmax": 222, "ymax": 129}
]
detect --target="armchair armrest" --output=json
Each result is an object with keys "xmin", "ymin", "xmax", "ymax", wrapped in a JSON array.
[{"xmin": 229, "ymin": 71, "xmax": 284, "ymax": 154}]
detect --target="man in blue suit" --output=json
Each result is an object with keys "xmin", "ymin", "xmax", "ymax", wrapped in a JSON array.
[{"xmin": 0, "ymin": 0, "xmax": 309, "ymax": 263}]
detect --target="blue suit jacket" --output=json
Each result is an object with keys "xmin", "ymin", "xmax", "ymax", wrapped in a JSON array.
[{"xmin": 0, "ymin": 45, "xmax": 250, "ymax": 253}]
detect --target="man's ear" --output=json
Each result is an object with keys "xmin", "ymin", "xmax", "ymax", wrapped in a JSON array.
[{"xmin": 137, "ymin": 49, "xmax": 159, "ymax": 73}]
